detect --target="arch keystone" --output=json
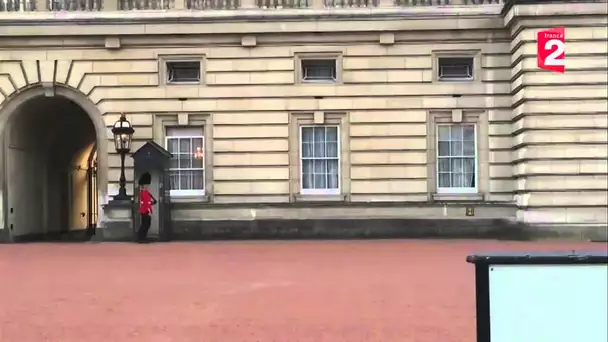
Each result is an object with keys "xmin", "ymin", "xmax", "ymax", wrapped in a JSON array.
[{"xmin": 42, "ymin": 82, "xmax": 55, "ymax": 97}]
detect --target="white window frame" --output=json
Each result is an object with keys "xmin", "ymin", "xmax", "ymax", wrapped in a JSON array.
[
  {"xmin": 299, "ymin": 125, "xmax": 341, "ymax": 196},
  {"xmin": 165, "ymin": 128, "xmax": 206, "ymax": 197},
  {"xmin": 436, "ymin": 123, "xmax": 478, "ymax": 194}
]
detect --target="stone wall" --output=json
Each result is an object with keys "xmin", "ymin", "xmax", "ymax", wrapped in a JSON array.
[
  {"xmin": 0, "ymin": 1, "xmax": 606, "ymax": 241},
  {"xmin": 0, "ymin": 7, "xmax": 514, "ymax": 205},
  {"xmin": 504, "ymin": 1, "xmax": 608, "ymax": 229}
]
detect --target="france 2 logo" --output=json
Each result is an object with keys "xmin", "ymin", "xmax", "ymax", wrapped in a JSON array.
[{"xmin": 537, "ymin": 27, "xmax": 566, "ymax": 73}]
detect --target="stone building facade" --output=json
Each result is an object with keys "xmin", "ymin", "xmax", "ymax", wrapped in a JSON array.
[{"xmin": 0, "ymin": 0, "xmax": 606, "ymax": 242}]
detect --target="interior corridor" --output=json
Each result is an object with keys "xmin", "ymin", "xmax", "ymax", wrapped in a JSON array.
[{"xmin": 4, "ymin": 96, "xmax": 98, "ymax": 241}]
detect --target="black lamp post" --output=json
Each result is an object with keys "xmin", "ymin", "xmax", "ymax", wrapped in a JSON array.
[{"xmin": 111, "ymin": 114, "xmax": 135, "ymax": 200}]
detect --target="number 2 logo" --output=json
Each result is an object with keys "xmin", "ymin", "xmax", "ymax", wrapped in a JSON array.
[
  {"xmin": 537, "ymin": 27, "xmax": 566, "ymax": 73},
  {"xmin": 544, "ymin": 39, "xmax": 565, "ymax": 66}
]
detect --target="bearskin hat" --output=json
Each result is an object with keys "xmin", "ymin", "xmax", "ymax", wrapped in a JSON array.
[{"xmin": 138, "ymin": 172, "xmax": 151, "ymax": 185}]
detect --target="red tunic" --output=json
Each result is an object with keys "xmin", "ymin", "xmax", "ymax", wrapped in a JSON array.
[{"xmin": 139, "ymin": 189, "xmax": 154, "ymax": 214}]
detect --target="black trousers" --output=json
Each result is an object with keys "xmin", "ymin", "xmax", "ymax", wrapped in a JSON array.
[{"xmin": 137, "ymin": 213, "xmax": 151, "ymax": 241}]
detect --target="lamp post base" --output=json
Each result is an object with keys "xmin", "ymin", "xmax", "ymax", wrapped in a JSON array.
[
  {"xmin": 103, "ymin": 198, "xmax": 135, "ymax": 242},
  {"xmin": 112, "ymin": 195, "xmax": 132, "ymax": 201}
]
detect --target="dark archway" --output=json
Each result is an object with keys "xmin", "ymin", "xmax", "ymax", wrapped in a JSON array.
[{"xmin": 1, "ymin": 88, "xmax": 106, "ymax": 242}]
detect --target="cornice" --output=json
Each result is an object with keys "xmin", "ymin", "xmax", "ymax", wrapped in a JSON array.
[
  {"xmin": 501, "ymin": 0, "xmax": 606, "ymax": 16},
  {"xmin": 0, "ymin": 5, "xmax": 502, "ymax": 25},
  {"xmin": 0, "ymin": 5, "xmax": 508, "ymax": 37},
  {"xmin": 502, "ymin": 0, "xmax": 608, "ymax": 28}
]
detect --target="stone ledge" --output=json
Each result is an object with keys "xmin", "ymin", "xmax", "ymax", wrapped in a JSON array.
[
  {"xmin": 526, "ymin": 223, "xmax": 608, "ymax": 242},
  {"xmin": 170, "ymin": 195, "xmax": 210, "ymax": 204},
  {"xmin": 0, "ymin": 14, "xmax": 504, "ymax": 37},
  {"xmin": 294, "ymin": 194, "xmax": 347, "ymax": 203},
  {"xmin": 432, "ymin": 193, "xmax": 485, "ymax": 202},
  {"xmin": 104, "ymin": 199, "xmax": 133, "ymax": 208},
  {"xmin": 171, "ymin": 203, "xmax": 516, "ymax": 221},
  {"xmin": 169, "ymin": 218, "xmax": 529, "ymax": 240},
  {"xmin": 0, "ymin": 228, "xmax": 10, "ymax": 243},
  {"xmin": 503, "ymin": 1, "xmax": 608, "ymax": 27},
  {"xmin": 0, "ymin": 6, "xmax": 503, "ymax": 24},
  {"xmin": 166, "ymin": 218, "xmax": 608, "ymax": 241},
  {"xmin": 2, "ymin": 229, "xmax": 97, "ymax": 243},
  {"xmin": 99, "ymin": 221, "xmax": 134, "ymax": 241},
  {"xmin": 2, "ymin": 219, "xmax": 605, "ymax": 242}
]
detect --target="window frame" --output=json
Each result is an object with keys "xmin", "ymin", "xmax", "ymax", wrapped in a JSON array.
[
  {"xmin": 437, "ymin": 57, "xmax": 475, "ymax": 81},
  {"xmin": 166, "ymin": 61, "xmax": 201, "ymax": 85},
  {"xmin": 160, "ymin": 55, "xmax": 204, "ymax": 86},
  {"xmin": 432, "ymin": 50, "xmax": 480, "ymax": 83},
  {"xmin": 295, "ymin": 52, "xmax": 343, "ymax": 85},
  {"xmin": 300, "ymin": 59, "xmax": 338, "ymax": 83},
  {"xmin": 289, "ymin": 112, "xmax": 350, "ymax": 201},
  {"xmin": 164, "ymin": 127, "xmax": 206, "ymax": 197},
  {"xmin": 298, "ymin": 124, "xmax": 342, "ymax": 196},
  {"xmin": 435, "ymin": 123, "xmax": 478, "ymax": 194}
]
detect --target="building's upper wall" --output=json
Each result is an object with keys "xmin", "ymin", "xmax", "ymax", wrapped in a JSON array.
[
  {"xmin": 0, "ymin": 0, "xmax": 502, "ymax": 15},
  {"xmin": 0, "ymin": 1, "xmax": 504, "ymax": 36},
  {"xmin": 502, "ymin": 0, "xmax": 608, "ymax": 225},
  {"xmin": 0, "ymin": 0, "xmax": 515, "ymax": 206},
  {"xmin": 1, "ymin": 0, "xmax": 606, "ymax": 225}
]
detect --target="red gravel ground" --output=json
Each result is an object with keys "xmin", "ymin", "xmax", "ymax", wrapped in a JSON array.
[{"xmin": 0, "ymin": 239, "xmax": 604, "ymax": 342}]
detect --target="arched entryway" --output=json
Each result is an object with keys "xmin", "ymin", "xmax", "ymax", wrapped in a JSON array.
[{"xmin": 0, "ymin": 86, "xmax": 108, "ymax": 242}]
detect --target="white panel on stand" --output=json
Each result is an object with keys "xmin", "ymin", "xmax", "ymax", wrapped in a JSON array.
[{"xmin": 488, "ymin": 264, "xmax": 608, "ymax": 342}]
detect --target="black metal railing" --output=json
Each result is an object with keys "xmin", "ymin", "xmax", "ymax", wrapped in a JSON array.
[
  {"xmin": 395, "ymin": 0, "xmax": 501, "ymax": 5},
  {"xmin": 325, "ymin": 0, "xmax": 378, "ymax": 7},
  {"xmin": 257, "ymin": 0, "xmax": 308, "ymax": 8},
  {"xmin": 48, "ymin": 0, "xmax": 102, "ymax": 10},
  {"xmin": 187, "ymin": 0, "xmax": 239, "ymax": 9},
  {"xmin": 0, "ymin": 0, "xmax": 35, "ymax": 11},
  {"xmin": 120, "ymin": 0, "xmax": 173, "ymax": 9}
]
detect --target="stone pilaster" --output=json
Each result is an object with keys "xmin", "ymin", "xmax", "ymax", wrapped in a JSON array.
[{"xmin": 503, "ymin": 0, "xmax": 608, "ymax": 239}]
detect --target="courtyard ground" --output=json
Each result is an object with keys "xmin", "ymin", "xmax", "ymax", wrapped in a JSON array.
[{"xmin": 0, "ymin": 239, "xmax": 603, "ymax": 342}]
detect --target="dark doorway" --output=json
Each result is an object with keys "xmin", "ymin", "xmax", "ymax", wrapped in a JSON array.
[{"xmin": 5, "ymin": 96, "xmax": 98, "ymax": 241}]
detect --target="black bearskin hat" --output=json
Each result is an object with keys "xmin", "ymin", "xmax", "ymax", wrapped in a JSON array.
[{"xmin": 138, "ymin": 172, "xmax": 151, "ymax": 186}]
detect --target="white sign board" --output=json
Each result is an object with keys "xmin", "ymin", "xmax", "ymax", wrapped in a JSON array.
[{"xmin": 488, "ymin": 264, "xmax": 608, "ymax": 342}]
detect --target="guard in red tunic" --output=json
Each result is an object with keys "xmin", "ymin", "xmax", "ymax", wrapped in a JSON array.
[{"xmin": 137, "ymin": 172, "xmax": 156, "ymax": 243}]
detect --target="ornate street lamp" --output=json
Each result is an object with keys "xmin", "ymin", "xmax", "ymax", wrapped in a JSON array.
[{"xmin": 111, "ymin": 113, "xmax": 135, "ymax": 200}]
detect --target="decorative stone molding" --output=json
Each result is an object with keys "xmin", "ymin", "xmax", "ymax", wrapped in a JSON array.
[
  {"xmin": 241, "ymin": 35, "xmax": 256, "ymax": 47},
  {"xmin": 41, "ymin": 82, "xmax": 55, "ymax": 97},
  {"xmin": 379, "ymin": 32, "xmax": 395, "ymax": 45},
  {"xmin": 104, "ymin": 37, "xmax": 121, "ymax": 50}
]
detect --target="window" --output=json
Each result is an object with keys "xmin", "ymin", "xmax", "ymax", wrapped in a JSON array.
[
  {"xmin": 289, "ymin": 112, "xmax": 349, "ymax": 201},
  {"xmin": 165, "ymin": 127, "xmax": 205, "ymax": 196},
  {"xmin": 436, "ymin": 124, "xmax": 477, "ymax": 194},
  {"xmin": 166, "ymin": 61, "xmax": 201, "ymax": 84},
  {"xmin": 300, "ymin": 125, "xmax": 340, "ymax": 195},
  {"xmin": 437, "ymin": 57, "xmax": 474, "ymax": 81},
  {"xmin": 300, "ymin": 59, "xmax": 337, "ymax": 83}
]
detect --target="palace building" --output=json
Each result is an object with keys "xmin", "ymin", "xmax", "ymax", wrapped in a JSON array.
[{"xmin": 0, "ymin": 0, "xmax": 606, "ymax": 242}]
